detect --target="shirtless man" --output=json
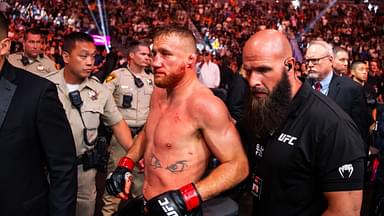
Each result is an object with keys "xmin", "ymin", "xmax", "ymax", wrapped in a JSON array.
[{"xmin": 106, "ymin": 26, "xmax": 249, "ymax": 216}]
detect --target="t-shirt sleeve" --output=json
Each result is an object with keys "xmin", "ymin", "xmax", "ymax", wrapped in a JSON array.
[{"xmin": 316, "ymin": 118, "xmax": 366, "ymax": 192}]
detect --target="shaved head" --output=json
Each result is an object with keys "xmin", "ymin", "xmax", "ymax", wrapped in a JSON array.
[
  {"xmin": 153, "ymin": 26, "xmax": 197, "ymax": 55},
  {"xmin": 243, "ymin": 29, "xmax": 292, "ymax": 63},
  {"xmin": 242, "ymin": 30, "xmax": 301, "ymax": 138}
]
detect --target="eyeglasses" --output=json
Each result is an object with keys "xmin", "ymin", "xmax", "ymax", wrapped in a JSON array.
[{"xmin": 304, "ymin": 55, "xmax": 330, "ymax": 65}]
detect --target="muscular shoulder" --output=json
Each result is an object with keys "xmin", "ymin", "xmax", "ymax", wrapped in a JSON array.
[
  {"xmin": 310, "ymin": 92, "xmax": 351, "ymax": 122},
  {"xmin": 188, "ymin": 86, "xmax": 230, "ymax": 126}
]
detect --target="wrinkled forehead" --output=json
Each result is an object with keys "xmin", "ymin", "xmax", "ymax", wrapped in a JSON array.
[{"xmin": 305, "ymin": 44, "xmax": 329, "ymax": 58}]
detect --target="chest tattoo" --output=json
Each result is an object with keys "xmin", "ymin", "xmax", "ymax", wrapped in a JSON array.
[{"xmin": 150, "ymin": 154, "xmax": 189, "ymax": 173}]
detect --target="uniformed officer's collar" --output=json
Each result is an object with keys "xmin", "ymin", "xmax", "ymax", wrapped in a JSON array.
[
  {"xmin": 56, "ymin": 68, "xmax": 99, "ymax": 93},
  {"xmin": 287, "ymin": 82, "xmax": 312, "ymax": 118},
  {"xmin": 23, "ymin": 53, "xmax": 43, "ymax": 64}
]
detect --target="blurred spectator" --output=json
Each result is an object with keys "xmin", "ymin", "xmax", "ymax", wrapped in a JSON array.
[{"xmin": 197, "ymin": 51, "xmax": 220, "ymax": 88}]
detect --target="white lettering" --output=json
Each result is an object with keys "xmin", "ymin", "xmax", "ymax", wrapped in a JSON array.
[
  {"xmin": 158, "ymin": 197, "xmax": 179, "ymax": 216},
  {"xmin": 278, "ymin": 133, "xmax": 297, "ymax": 146}
]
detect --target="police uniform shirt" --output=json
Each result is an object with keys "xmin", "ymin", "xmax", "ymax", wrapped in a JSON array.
[
  {"xmin": 7, "ymin": 52, "xmax": 56, "ymax": 77},
  {"xmin": 248, "ymin": 83, "xmax": 366, "ymax": 216},
  {"xmin": 104, "ymin": 67, "xmax": 154, "ymax": 127},
  {"xmin": 46, "ymin": 69, "xmax": 123, "ymax": 156}
]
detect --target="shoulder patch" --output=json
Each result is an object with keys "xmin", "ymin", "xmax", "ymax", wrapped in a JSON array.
[{"xmin": 105, "ymin": 73, "xmax": 117, "ymax": 83}]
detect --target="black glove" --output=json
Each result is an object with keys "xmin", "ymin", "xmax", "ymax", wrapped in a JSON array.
[
  {"xmin": 146, "ymin": 183, "xmax": 202, "ymax": 216},
  {"xmin": 105, "ymin": 157, "xmax": 135, "ymax": 196}
]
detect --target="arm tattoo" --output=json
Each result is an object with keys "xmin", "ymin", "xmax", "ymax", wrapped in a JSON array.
[
  {"xmin": 150, "ymin": 154, "xmax": 162, "ymax": 169},
  {"xmin": 166, "ymin": 160, "xmax": 188, "ymax": 173}
]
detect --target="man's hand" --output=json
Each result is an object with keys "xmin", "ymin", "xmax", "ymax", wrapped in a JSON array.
[
  {"xmin": 146, "ymin": 183, "xmax": 202, "ymax": 216},
  {"xmin": 105, "ymin": 157, "xmax": 135, "ymax": 200}
]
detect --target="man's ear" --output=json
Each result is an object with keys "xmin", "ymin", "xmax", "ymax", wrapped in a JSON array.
[
  {"xmin": 186, "ymin": 53, "xmax": 197, "ymax": 68},
  {"xmin": 284, "ymin": 57, "xmax": 295, "ymax": 72},
  {"xmin": 0, "ymin": 38, "xmax": 11, "ymax": 56},
  {"xmin": 128, "ymin": 52, "xmax": 134, "ymax": 60},
  {"xmin": 62, "ymin": 51, "xmax": 70, "ymax": 64}
]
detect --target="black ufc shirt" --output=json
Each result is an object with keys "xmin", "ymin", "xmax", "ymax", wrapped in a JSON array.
[{"xmin": 241, "ymin": 83, "xmax": 366, "ymax": 216}]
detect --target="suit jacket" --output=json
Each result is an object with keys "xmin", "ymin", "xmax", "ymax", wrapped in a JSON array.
[
  {"xmin": 226, "ymin": 72, "xmax": 250, "ymax": 124},
  {"xmin": 328, "ymin": 73, "xmax": 372, "ymax": 152},
  {"xmin": 0, "ymin": 60, "xmax": 77, "ymax": 216}
]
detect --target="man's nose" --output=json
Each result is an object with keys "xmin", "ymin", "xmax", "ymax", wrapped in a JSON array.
[
  {"xmin": 152, "ymin": 55, "xmax": 161, "ymax": 67},
  {"xmin": 247, "ymin": 72, "xmax": 263, "ymax": 88}
]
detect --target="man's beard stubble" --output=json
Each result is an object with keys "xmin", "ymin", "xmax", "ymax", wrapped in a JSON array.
[
  {"xmin": 154, "ymin": 66, "xmax": 185, "ymax": 88},
  {"xmin": 246, "ymin": 71, "xmax": 292, "ymax": 139}
]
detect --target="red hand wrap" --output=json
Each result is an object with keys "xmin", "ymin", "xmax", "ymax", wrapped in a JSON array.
[
  {"xmin": 179, "ymin": 183, "xmax": 202, "ymax": 212},
  {"xmin": 118, "ymin": 157, "xmax": 135, "ymax": 171}
]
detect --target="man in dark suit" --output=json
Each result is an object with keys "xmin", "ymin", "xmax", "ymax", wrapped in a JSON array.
[
  {"xmin": 305, "ymin": 40, "xmax": 371, "ymax": 153},
  {"xmin": 0, "ymin": 13, "xmax": 77, "ymax": 216}
]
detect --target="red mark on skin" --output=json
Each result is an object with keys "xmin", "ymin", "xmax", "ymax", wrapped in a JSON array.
[
  {"xmin": 166, "ymin": 143, "xmax": 172, "ymax": 148},
  {"xmin": 174, "ymin": 113, "xmax": 181, "ymax": 122}
]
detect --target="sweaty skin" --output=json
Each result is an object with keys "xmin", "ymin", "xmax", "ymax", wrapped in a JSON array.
[
  {"xmin": 119, "ymin": 32, "xmax": 249, "ymax": 202},
  {"xmin": 143, "ymin": 85, "xmax": 213, "ymax": 199}
]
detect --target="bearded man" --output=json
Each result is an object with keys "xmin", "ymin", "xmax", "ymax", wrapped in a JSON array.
[{"xmin": 240, "ymin": 29, "xmax": 366, "ymax": 216}]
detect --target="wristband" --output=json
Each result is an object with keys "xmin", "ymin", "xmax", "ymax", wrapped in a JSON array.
[
  {"xmin": 179, "ymin": 183, "xmax": 202, "ymax": 211},
  {"xmin": 118, "ymin": 157, "xmax": 135, "ymax": 171}
]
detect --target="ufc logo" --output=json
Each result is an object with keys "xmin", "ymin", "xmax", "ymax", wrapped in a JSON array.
[
  {"xmin": 278, "ymin": 133, "xmax": 297, "ymax": 146},
  {"xmin": 158, "ymin": 198, "xmax": 179, "ymax": 216}
]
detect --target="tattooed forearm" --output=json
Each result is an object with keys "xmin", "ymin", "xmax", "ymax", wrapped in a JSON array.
[
  {"xmin": 166, "ymin": 160, "xmax": 188, "ymax": 173},
  {"xmin": 150, "ymin": 154, "xmax": 162, "ymax": 169}
]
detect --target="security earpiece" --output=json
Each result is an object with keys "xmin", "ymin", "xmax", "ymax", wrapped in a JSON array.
[{"xmin": 285, "ymin": 63, "xmax": 292, "ymax": 71}]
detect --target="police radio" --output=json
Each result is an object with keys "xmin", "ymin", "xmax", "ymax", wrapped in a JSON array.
[
  {"xmin": 69, "ymin": 90, "xmax": 83, "ymax": 111},
  {"xmin": 21, "ymin": 55, "xmax": 29, "ymax": 66},
  {"xmin": 133, "ymin": 76, "xmax": 144, "ymax": 88}
]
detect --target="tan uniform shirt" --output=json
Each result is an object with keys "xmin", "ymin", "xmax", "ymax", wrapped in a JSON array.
[
  {"xmin": 46, "ymin": 69, "xmax": 123, "ymax": 156},
  {"xmin": 104, "ymin": 67, "xmax": 154, "ymax": 127},
  {"xmin": 7, "ymin": 52, "xmax": 56, "ymax": 77}
]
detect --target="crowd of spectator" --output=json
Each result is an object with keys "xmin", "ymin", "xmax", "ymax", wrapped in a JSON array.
[{"xmin": 2, "ymin": 0, "xmax": 382, "ymax": 73}]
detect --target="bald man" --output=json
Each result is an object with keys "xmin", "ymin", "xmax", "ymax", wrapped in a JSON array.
[
  {"xmin": 105, "ymin": 26, "xmax": 249, "ymax": 216},
  {"xmin": 240, "ymin": 29, "xmax": 365, "ymax": 216}
]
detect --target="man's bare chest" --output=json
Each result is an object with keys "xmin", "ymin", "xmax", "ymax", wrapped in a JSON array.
[{"xmin": 146, "ymin": 104, "xmax": 198, "ymax": 148}]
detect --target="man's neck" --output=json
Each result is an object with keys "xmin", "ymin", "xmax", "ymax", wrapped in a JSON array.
[
  {"xmin": 128, "ymin": 63, "xmax": 144, "ymax": 74},
  {"xmin": 166, "ymin": 69, "xmax": 197, "ymax": 100},
  {"xmin": 24, "ymin": 53, "xmax": 37, "ymax": 61},
  {"xmin": 353, "ymin": 77, "xmax": 364, "ymax": 86},
  {"xmin": 63, "ymin": 67, "xmax": 84, "ymax": 84}
]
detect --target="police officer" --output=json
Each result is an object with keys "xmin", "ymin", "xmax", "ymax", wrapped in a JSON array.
[
  {"xmin": 102, "ymin": 39, "xmax": 153, "ymax": 216},
  {"xmin": 46, "ymin": 32, "xmax": 133, "ymax": 216},
  {"xmin": 8, "ymin": 28, "xmax": 56, "ymax": 77}
]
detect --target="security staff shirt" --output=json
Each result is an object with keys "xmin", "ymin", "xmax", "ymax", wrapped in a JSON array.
[
  {"xmin": 246, "ymin": 83, "xmax": 366, "ymax": 216},
  {"xmin": 7, "ymin": 53, "xmax": 56, "ymax": 77},
  {"xmin": 104, "ymin": 67, "xmax": 153, "ymax": 127},
  {"xmin": 46, "ymin": 69, "xmax": 122, "ymax": 156}
]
